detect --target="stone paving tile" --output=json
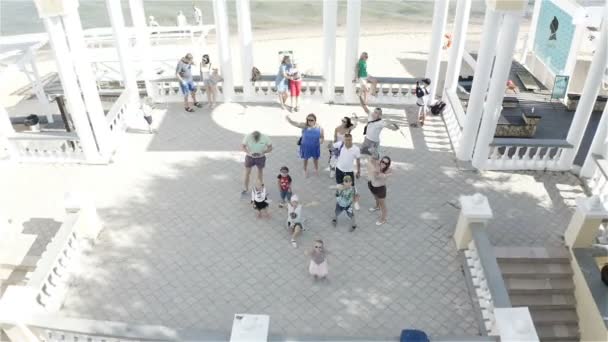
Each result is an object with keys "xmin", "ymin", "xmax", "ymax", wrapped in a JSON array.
[{"xmin": 0, "ymin": 101, "xmax": 586, "ymax": 338}]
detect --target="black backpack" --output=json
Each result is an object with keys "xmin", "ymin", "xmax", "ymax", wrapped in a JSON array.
[
  {"xmin": 251, "ymin": 66, "xmax": 262, "ymax": 82},
  {"xmin": 415, "ymin": 86, "xmax": 425, "ymax": 98},
  {"xmin": 430, "ymin": 101, "xmax": 447, "ymax": 115}
]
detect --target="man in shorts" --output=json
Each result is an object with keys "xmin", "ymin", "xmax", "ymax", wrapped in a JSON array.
[
  {"xmin": 176, "ymin": 53, "xmax": 202, "ymax": 112},
  {"xmin": 358, "ymin": 95, "xmax": 399, "ymax": 156},
  {"xmin": 241, "ymin": 131, "xmax": 273, "ymax": 194},
  {"xmin": 354, "ymin": 52, "xmax": 378, "ymax": 105},
  {"xmin": 333, "ymin": 133, "xmax": 362, "ymax": 210}
]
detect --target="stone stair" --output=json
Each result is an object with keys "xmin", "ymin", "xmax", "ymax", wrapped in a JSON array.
[{"xmin": 493, "ymin": 247, "xmax": 580, "ymax": 342}]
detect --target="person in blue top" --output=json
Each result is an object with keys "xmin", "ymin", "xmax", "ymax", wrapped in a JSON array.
[
  {"xmin": 286, "ymin": 113, "xmax": 325, "ymax": 177},
  {"xmin": 276, "ymin": 55, "xmax": 292, "ymax": 110}
]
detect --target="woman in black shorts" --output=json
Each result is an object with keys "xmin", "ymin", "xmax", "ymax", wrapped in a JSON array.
[{"xmin": 367, "ymin": 155, "xmax": 392, "ymax": 226}]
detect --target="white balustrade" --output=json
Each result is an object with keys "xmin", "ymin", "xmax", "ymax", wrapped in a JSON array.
[
  {"xmin": 465, "ymin": 239, "xmax": 499, "ymax": 336},
  {"xmin": 7, "ymin": 132, "xmax": 85, "ymax": 163},
  {"xmin": 484, "ymin": 140, "xmax": 573, "ymax": 171},
  {"xmin": 442, "ymin": 89, "xmax": 465, "ymax": 150},
  {"xmin": 587, "ymin": 155, "xmax": 608, "ymax": 203},
  {"xmin": 354, "ymin": 81, "xmax": 416, "ymax": 105}
]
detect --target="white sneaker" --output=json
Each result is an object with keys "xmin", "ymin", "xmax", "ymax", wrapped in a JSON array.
[
  {"xmin": 369, "ymin": 207, "xmax": 380, "ymax": 212},
  {"xmin": 354, "ymin": 202, "xmax": 360, "ymax": 211}
]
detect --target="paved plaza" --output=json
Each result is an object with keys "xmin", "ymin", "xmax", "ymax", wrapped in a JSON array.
[{"xmin": 0, "ymin": 101, "xmax": 586, "ymax": 339}]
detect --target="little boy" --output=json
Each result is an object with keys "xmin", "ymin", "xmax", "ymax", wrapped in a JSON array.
[
  {"xmin": 277, "ymin": 166, "xmax": 292, "ymax": 208},
  {"xmin": 332, "ymin": 175, "xmax": 357, "ymax": 232}
]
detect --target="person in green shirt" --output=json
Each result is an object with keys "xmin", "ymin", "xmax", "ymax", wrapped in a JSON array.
[
  {"xmin": 241, "ymin": 131, "xmax": 273, "ymax": 194},
  {"xmin": 354, "ymin": 52, "xmax": 378, "ymax": 105}
]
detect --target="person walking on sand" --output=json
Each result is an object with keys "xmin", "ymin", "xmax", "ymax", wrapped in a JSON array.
[
  {"xmin": 332, "ymin": 175, "xmax": 357, "ymax": 232},
  {"xmin": 286, "ymin": 113, "xmax": 324, "ymax": 177},
  {"xmin": 251, "ymin": 180, "xmax": 271, "ymax": 219},
  {"xmin": 176, "ymin": 53, "xmax": 202, "ymax": 112},
  {"xmin": 276, "ymin": 55, "xmax": 292, "ymax": 110},
  {"xmin": 287, "ymin": 195, "xmax": 303, "ymax": 248},
  {"xmin": 358, "ymin": 95, "xmax": 399, "ymax": 156},
  {"xmin": 306, "ymin": 239, "xmax": 328, "ymax": 280},
  {"xmin": 328, "ymin": 114, "xmax": 358, "ymax": 178},
  {"xmin": 354, "ymin": 52, "xmax": 378, "ymax": 105},
  {"xmin": 241, "ymin": 131, "xmax": 272, "ymax": 194},
  {"xmin": 367, "ymin": 154, "xmax": 392, "ymax": 226}
]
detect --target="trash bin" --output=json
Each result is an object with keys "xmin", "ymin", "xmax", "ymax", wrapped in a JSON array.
[{"xmin": 24, "ymin": 114, "xmax": 40, "ymax": 132}]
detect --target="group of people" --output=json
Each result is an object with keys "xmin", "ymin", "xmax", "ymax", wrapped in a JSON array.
[
  {"xmin": 175, "ymin": 53, "xmax": 222, "ymax": 112},
  {"xmin": 240, "ymin": 92, "xmax": 398, "ymax": 280},
  {"xmin": 275, "ymin": 55, "xmax": 303, "ymax": 112}
]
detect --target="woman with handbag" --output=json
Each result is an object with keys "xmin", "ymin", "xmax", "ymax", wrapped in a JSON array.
[{"xmin": 286, "ymin": 113, "xmax": 324, "ymax": 177}]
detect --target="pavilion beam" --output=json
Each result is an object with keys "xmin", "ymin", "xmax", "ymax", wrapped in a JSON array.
[
  {"xmin": 472, "ymin": 12, "xmax": 523, "ymax": 169},
  {"xmin": 425, "ymin": 0, "xmax": 450, "ymax": 102},
  {"xmin": 559, "ymin": 2, "xmax": 608, "ymax": 170},
  {"xmin": 445, "ymin": 0, "xmax": 472, "ymax": 93},
  {"xmin": 213, "ymin": 0, "xmax": 235, "ymax": 102},
  {"xmin": 322, "ymin": 0, "xmax": 338, "ymax": 103},
  {"xmin": 129, "ymin": 0, "xmax": 157, "ymax": 99},
  {"xmin": 236, "ymin": 0, "xmax": 254, "ymax": 100},
  {"xmin": 344, "ymin": 0, "xmax": 361, "ymax": 103},
  {"xmin": 456, "ymin": 8, "xmax": 501, "ymax": 161}
]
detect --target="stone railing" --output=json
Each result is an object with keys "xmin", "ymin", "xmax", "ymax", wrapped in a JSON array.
[
  {"xmin": 454, "ymin": 194, "xmax": 539, "ymax": 341},
  {"xmin": 353, "ymin": 77, "xmax": 419, "ymax": 105},
  {"xmin": 105, "ymin": 88, "xmax": 133, "ymax": 153},
  {"xmin": 442, "ymin": 89, "xmax": 465, "ymax": 150},
  {"xmin": 485, "ymin": 138, "xmax": 573, "ymax": 171},
  {"xmin": 465, "ymin": 223, "xmax": 512, "ymax": 336},
  {"xmin": 6, "ymin": 132, "xmax": 85, "ymax": 163},
  {"xmin": 586, "ymin": 154, "xmax": 608, "ymax": 202}
]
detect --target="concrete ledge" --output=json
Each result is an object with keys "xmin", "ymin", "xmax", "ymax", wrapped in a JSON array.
[
  {"xmin": 489, "ymin": 138, "xmax": 573, "ymax": 148},
  {"xmin": 572, "ymin": 248, "xmax": 608, "ymax": 329}
]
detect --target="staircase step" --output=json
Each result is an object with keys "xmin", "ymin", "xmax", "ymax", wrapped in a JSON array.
[
  {"xmin": 510, "ymin": 294, "xmax": 577, "ymax": 310},
  {"xmin": 536, "ymin": 324, "xmax": 580, "ymax": 342},
  {"xmin": 498, "ymin": 262, "xmax": 573, "ymax": 278},
  {"xmin": 530, "ymin": 309, "xmax": 578, "ymax": 325},
  {"xmin": 494, "ymin": 246, "xmax": 570, "ymax": 263},
  {"xmin": 505, "ymin": 278, "xmax": 574, "ymax": 294}
]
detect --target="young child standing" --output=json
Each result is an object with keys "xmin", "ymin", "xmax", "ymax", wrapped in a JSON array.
[
  {"xmin": 287, "ymin": 195, "xmax": 303, "ymax": 248},
  {"xmin": 277, "ymin": 166, "xmax": 293, "ymax": 208},
  {"xmin": 332, "ymin": 175, "xmax": 357, "ymax": 232},
  {"xmin": 307, "ymin": 239, "xmax": 328, "ymax": 280},
  {"xmin": 251, "ymin": 180, "xmax": 270, "ymax": 219}
]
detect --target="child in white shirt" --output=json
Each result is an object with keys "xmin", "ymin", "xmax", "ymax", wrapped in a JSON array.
[
  {"xmin": 286, "ymin": 195, "xmax": 303, "ymax": 248},
  {"xmin": 251, "ymin": 181, "xmax": 270, "ymax": 219}
]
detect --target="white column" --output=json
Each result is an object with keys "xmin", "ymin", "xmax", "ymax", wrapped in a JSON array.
[
  {"xmin": 425, "ymin": 0, "xmax": 450, "ymax": 102},
  {"xmin": 559, "ymin": 4, "xmax": 608, "ymax": 170},
  {"xmin": 62, "ymin": 11, "xmax": 112, "ymax": 156},
  {"xmin": 129, "ymin": 0, "xmax": 156, "ymax": 99},
  {"xmin": 581, "ymin": 95, "xmax": 608, "ymax": 177},
  {"xmin": 43, "ymin": 16, "xmax": 100, "ymax": 162},
  {"xmin": 106, "ymin": 0, "xmax": 139, "ymax": 101},
  {"xmin": 472, "ymin": 13, "xmax": 523, "ymax": 169},
  {"xmin": 236, "ymin": 0, "xmax": 254, "ymax": 100},
  {"xmin": 444, "ymin": 0, "xmax": 472, "ymax": 93},
  {"xmin": 456, "ymin": 9, "xmax": 501, "ymax": 161},
  {"xmin": 343, "ymin": 0, "xmax": 361, "ymax": 103},
  {"xmin": 522, "ymin": 0, "xmax": 542, "ymax": 63},
  {"xmin": 322, "ymin": 0, "xmax": 338, "ymax": 103},
  {"xmin": 213, "ymin": 0, "xmax": 235, "ymax": 102}
]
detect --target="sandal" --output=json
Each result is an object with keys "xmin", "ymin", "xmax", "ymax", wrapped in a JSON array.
[
  {"xmin": 295, "ymin": 106, "xmax": 299, "ymax": 112},
  {"xmin": 185, "ymin": 107, "xmax": 195, "ymax": 112},
  {"xmin": 194, "ymin": 102, "xmax": 203, "ymax": 108},
  {"xmin": 376, "ymin": 220, "xmax": 387, "ymax": 226}
]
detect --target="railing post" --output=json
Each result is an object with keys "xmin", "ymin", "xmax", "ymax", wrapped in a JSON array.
[
  {"xmin": 564, "ymin": 195, "xmax": 608, "ymax": 248},
  {"xmin": 494, "ymin": 307, "xmax": 539, "ymax": 341},
  {"xmin": 454, "ymin": 193, "xmax": 493, "ymax": 250},
  {"xmin": 64, "ymin": 192, "xmax": 103, "ymax": 240}
]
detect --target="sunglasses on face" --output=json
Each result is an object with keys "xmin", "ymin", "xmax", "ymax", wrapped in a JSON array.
[
  {"xmin": 314, "ymin": 246, "xmax": 322, "ymax": 249},
  {"xmin": 307, "ymin": 119, "xmax": 315, "ymax": 122}
]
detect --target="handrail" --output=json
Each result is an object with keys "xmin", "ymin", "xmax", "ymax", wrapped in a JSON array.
[
  {"xmin": 490, "ymin": 138, "xmax": 573, "ymax": 148},
  {"xmin": 8, "ymin": 132, "xmax": 79, "ymax": 141},
  {"xmin": 470, "ymin": 224, "xmax": 512, "ymax": 308},
  {"xmin": 445, "ymin": 89, "xmax": 465, "ymax": 127},
  {"xmin": 106, "ymin": 89, "xmax": 131, "ymax": 126}
]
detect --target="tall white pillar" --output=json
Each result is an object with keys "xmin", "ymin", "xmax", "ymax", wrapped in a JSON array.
[
  {"xmin": 236, "ymin": 0, "xmax": 254, "ymax": 100},
  {"xmin": 322, "ymin": 0, "xmax": 338, "ymax": 103},
  {"xmin": 559, "ymin": 4, "xmax": 608, "ymax": 170},
  {"xmin": 456, "ymin": 9, "xmax": 502, "ymax": 161},
  {"xmin": 343, "ymin": 0, "xmax": 361, "ymax": 103},
  {"xmin": 472, "ymin": 13, "xmax": 523, "ymax": 169},
  {"xmin": 213, "ymin": 0, "xmax": 235, "ymax": 102},
  {"xmin": 106, "ymin": 0, "xmax": 139, "ymax": 101},
  {"xmin": 522, "ymin": 0, "xmax": 542, "ymax": 63},
  {"xmin": 444, "ymin": 0, "xmax": 472, "ymax": 93},
  {"xmin": 42, "ymin": 16, "xmax": 101, "ymax": 162},
  {"xmin": 62, "ymin": 11, "xmax": 112, "ymax": 156},
  {"xmin": 581, "ymin": 103, "xmax": 608, "ymax": 177},
  {"xmin": 425, "ymin": 0, "xmax": 450, "ymax": 102},
  {"xmin": 129, "ymin": 0, "xmax": 156, "ymax": 99}
]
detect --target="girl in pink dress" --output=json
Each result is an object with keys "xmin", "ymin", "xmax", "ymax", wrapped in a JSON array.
[{"xmin": 307, "ymin": 239, "xmax": 328, "ymax": 280}]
